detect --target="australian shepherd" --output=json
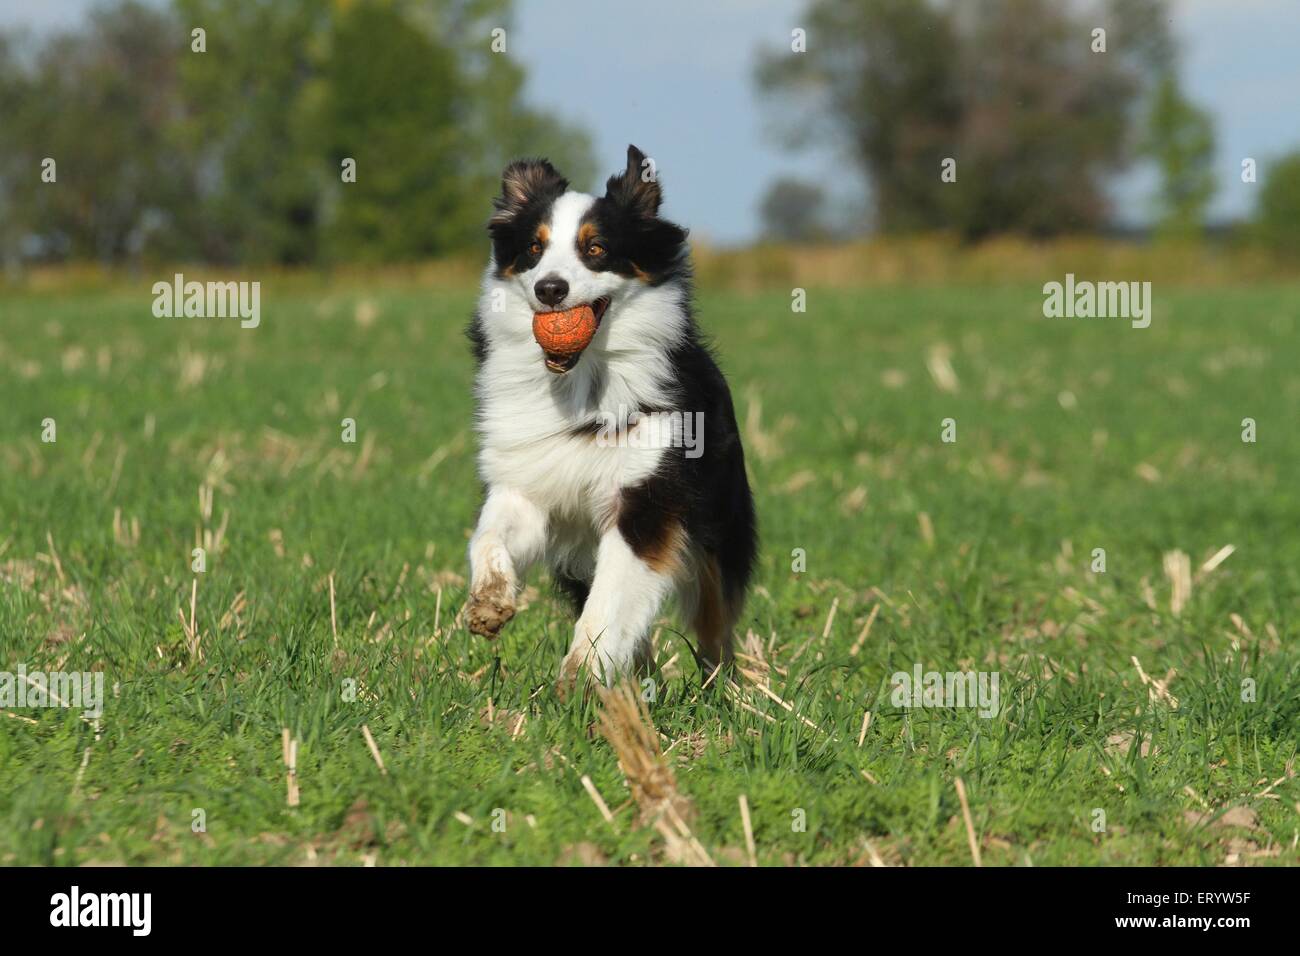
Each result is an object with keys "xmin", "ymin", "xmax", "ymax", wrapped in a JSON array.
[{"xmin": 465, "ymin": 145, "xmax": 756, "ymax": 693}]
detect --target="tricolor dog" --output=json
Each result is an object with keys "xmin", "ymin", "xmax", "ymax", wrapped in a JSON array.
[{"xmin": 465, "ymin": 145, "xmax": 757, "ymax": 691}]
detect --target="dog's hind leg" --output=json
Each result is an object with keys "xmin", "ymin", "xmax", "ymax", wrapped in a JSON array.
[
  {"xmin": 689, "ymin": 554, "xmax": 738, "ymax": 679},
  {"xmin": 466, "ymin": 486, "xmax": 547, "ymax": 639}
]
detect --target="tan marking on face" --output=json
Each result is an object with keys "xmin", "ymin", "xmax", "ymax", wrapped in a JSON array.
[
  {"xmin": 536, "ymin": 223, "xmax": 551, "ymax": 245},
  {"xmin": 578, "ymin": 222, "xmax": 597, "ymax": 247}
]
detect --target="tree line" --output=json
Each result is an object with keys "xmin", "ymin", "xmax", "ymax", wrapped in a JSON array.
[
  {"xmin": 756, "ymin": 0, "xmax": 1300, "ymax": 255},
  {"xmin": 0, "ymin": 0, "xmax": 594, "ymax": 267},
  {"xmin": 2, "ymin": 0, "xmax": 1297, "ymax": 266}
]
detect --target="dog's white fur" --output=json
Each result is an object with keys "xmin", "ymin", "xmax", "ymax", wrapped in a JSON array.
[{"xmin": 468, "ymin": 190, "xmax": 693, "ymax": 682}]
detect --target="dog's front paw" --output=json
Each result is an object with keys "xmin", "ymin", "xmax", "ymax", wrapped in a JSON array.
[
  {"xmin": 466, "ymin": 581, "xmax": 516, "ymax": 639},
  {"xmin": 555, "ymin": 649, "xmax": 588, "ymax": 701}
]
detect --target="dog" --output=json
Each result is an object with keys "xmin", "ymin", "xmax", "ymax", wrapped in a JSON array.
[{"xmin": 465, "ymin": 145, "xmax": 756, "ymax": 692}]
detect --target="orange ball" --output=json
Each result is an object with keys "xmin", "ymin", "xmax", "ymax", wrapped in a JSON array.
[{"xmin": 532, "ymin": 304, "xmax": 598, "ymax": 357}]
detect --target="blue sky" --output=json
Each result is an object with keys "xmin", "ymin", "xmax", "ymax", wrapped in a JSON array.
[{"xmin": 8, "ymin": 0, "xmax": 1300, "ymax": 243}]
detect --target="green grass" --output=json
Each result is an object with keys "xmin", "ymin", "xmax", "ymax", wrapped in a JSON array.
[{"xmin": 1, "ymin": 277, "xmax": 1298, "ymax": 865}]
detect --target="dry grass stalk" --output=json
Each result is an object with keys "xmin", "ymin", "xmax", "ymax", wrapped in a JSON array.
[
  {"xmin": 917, "ymin": 511, "xmax": 935, "ymax": 547},
  {"xmin": 651, "ymin": 809, "xmax": 714, "ymax": 867},
  {"xmin": 112, "ymin": 507, "xmax": 140, "ymax": 548},
  {"xmin": 1131, "ymin": 655, "xmax": 1180, "ymax": 708},
  {"xmin": 1140, "ymin": 576, "xmax": 1159, "ymax": 610},
  {"xmin": 925, "ymin": 343, "xmax": 960, "ymax": 393},
  {"xmin": 734, "ymin": 698, "xmax": 778, "ymax": 724},
  {"xmin": 821, "ymin": 597, "xmax": 839, "ymax": 639},
  {"xmin": 1253, "ymin": 760, "xmax": 1294, "ymax": 799},
  {"xmin": 954, "ymin": 777, "xmax": 981, "ymax": 867},
  {"xmin": 749, "ymin": 682, "xmax": 822, "ymax": 733},
  {"xmin": 580, "ymin": 775, "xmax": 615, "ymax": 825},
  {"xmin": 859, "ymin": 838, "xmax": 888, "ymax": 868},
  {"xmin": 329, "ymin": 572, "xmax": 338, "ymax": 646},
  {"xmin": 738, "ymin": 794, "xmax": 757, "ymax": 867},
  {"xmin": 840, "ymin": 485, "xmax": 867, "ymax": 514},
  {"xmin": 44, "ymin": 531, "xmax": 66, "ymax": 584},
  {"xmin": 786, "ymin": 632, "xmax": 816, "ymax": 664},
  {"xmin": 1197, "ymin": 544, "xmax": 1235, "ymax": 581},
  {"xmin": 218, "ymin": 591, "xmax": 247, "ymax": 636},
  {"xmin": 178, "ymin": 579, "xmax": 202, "ymax": 662},
  {"xmin": 734, "ymin": 628, "xmax": 781, "ymax": 683},
  {"xmin": 282, "ymin": 728, "xmax": 300, "ymax": 807},
  {"xmin": 597, "ymin": 682, "xmax": 712, "ymax": 865},
  {"xmin": 199, "ymin": 508, "xmax": 229, "ymax": 556},
  {"xmin": 850, "ymin": 603, "xmax": 880, "ymax": 657},
  {"xmin": 1163, "ymin": 549, "xmax": 1192, "ymax": 616},
  {"xmin": 361, "ymin": 724, "xmax": 387, "ymax": 775},
  {"xmin": 72, "ymin": 743, "xmax": 93, "ymax": 797},
  {"xmin": 351, "ymin": 432, "xmax": 377, "ymax": 478}
]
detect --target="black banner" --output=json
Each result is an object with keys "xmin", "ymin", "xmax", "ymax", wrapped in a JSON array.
[{"xmin": 0, "ymin": 865, "xmax": 1277, "ymax": 942}]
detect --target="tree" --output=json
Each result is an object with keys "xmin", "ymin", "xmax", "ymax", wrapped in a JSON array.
[
  {"xmin": 1255, "ymin": 153, "xmax": 1300, "ymax": 259},
  {"xmin": 321, "ymin": 1, "xmax": 473, "ymax": 261},
  {"xmin": 0, "ymin": 34, "xmax": 35, "ymax": 268},
  {"xmin": 319, "ymin": 0, "xmax": 594, "ymax": 263},
  {"xmin": 756, "ymin": 0, "xmax": 1177, "ymax": 238},
  {"xmin": 759, "ymin": 177, "xmax": 831, "ymax": 242},
  {"xmin": 172, "ymin": 0, "xmax": 331, "ymax": 264},
  {"xmin": 0, "ymin": 0, "xmax": 595, "ymax": 266},
  {"xmin": 172, "ymin": 0, "xmax": 595, "ymax": 265},
  {"xmin": 1143, "ymin": 73, "xmax": 1217, "ymax": 238},
  {"xmin": 1, "ymin": 2, "xmax": 193, "ymax": 263},
  {"xmin": 757, "ymin": 0, "xmax": 959, "ymax": 234}
]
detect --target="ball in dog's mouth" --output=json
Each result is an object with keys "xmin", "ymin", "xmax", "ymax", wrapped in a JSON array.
[{"xmin": 533, "ymin": 297, "xmax": 610, "ymax": 374}]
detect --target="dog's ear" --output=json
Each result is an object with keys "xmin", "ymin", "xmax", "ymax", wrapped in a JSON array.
[
  {"xmin": 490, "ymin": 159, "xmax": 568, "ymax": 229},
  {"xmin": 604, "ymin": 144, "xmax": 662, "ymax": 218}
]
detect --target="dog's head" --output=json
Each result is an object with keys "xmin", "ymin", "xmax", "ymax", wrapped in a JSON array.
[{"xmin": 482, "ymin": 145, "xmax": 689, "ymax": 374}]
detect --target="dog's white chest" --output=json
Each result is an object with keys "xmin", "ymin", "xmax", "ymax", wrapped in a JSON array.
[{"xmin": 476, "ymin": 389, "xmax": 669, "ymax": 524}]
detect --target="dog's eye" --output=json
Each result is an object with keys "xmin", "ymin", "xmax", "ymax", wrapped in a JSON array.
[
  {"xmin": 529, "ymin": 241, "xmax": 543, "ymax": 256},
  {"xmin": 586, "ymin": 243, "xmax": 604, "ymax": 257}
]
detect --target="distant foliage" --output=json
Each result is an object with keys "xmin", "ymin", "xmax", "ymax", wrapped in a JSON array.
[
  {"xmin": 1254, "ymin": 153, "xmax": 1300, "ymax": 259},
  {"xmin": 0, "ymin": 2, "xmax": 193, "ymax": 263},
  {"xmin": 759, "ymin": 177, "xmax": 832, "ymax": 243},
  {"xmin": 1143, "ymin": 73, "xmax": 1217, "ymax": 238},
  {"xmin": 756, "ymin": 0, "xmax": 1181, "ymax": 238},
  {"xmin": 0, "ymin": 0, "xmax": 595, "ymax": 266}
]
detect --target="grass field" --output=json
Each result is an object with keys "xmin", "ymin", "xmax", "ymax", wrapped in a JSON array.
[{"xmin": 2, "ymin": 275, "xmax": 1298, "ymax": 866}]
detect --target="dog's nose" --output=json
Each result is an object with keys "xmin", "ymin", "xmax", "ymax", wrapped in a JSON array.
[{"xmin": 534, "ymin": 276, "xmax": 569, "ymax": 308}]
